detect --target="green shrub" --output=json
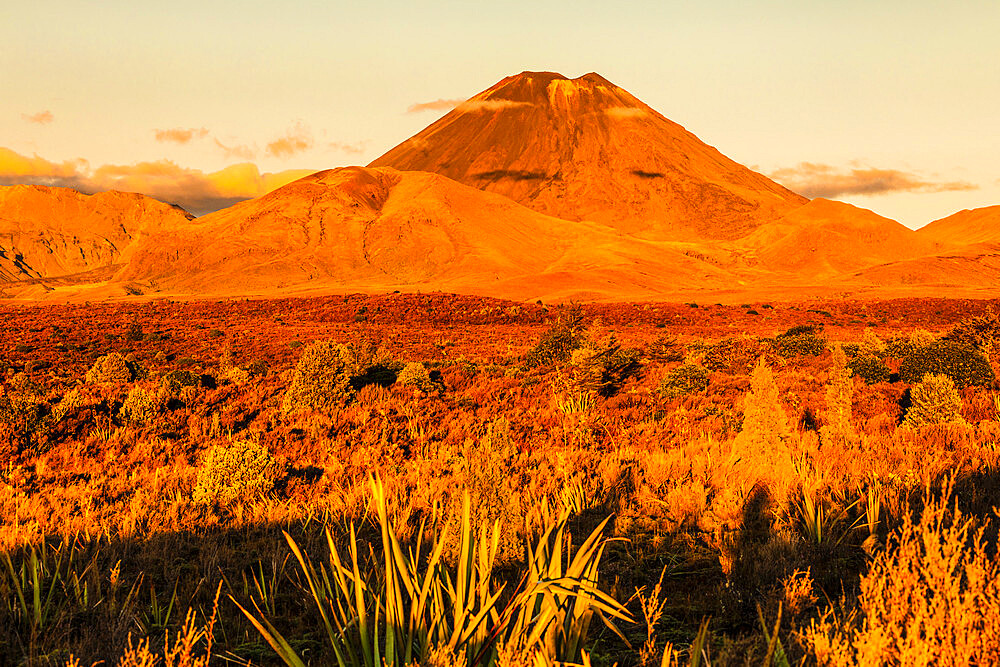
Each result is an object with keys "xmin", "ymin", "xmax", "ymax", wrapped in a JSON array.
[
  {"xmin": 773, "ymin": 325, "xmax": 826, "ymax": 357},
  {"xmin": 282, "ymin": 341, "xmax": 358, "ymax": 414},
  {"xmin": 899, "ymin": 341, "xmax": 995, "ymax": 388},
  {"xmin": 162, "ymin": 369, "xmax": 199, "ymax": 392},
  {"xmin": 703, "ymin": 337, "xmax": 764, "ymax": 374},
  {"xmin": 120, "ymin": 385, "xmax": 160, "ymax": 425},
  {"xmin": 903, "ymin": 373, "xmax": 965, "ymax": 428},
  {"xmin": 0, "ymin": 374, "xmax": 47, "ymax": 448},
  {"xmin": 524, "ymin": 305, "xmax": 586, "ymax": 367},
  {"xmin": 192, "ymin": 439, "xmax": 281, "ymax": 505},
  {"xmin": 569, "ymin": 338, "xmax": 641, "ymax": 397},
  {"xmin": 658, "ymin": 364, "xmax": 708, "ymax": 398},
  {"xmin": 847, "ymin": 356, "xmax": 891, "ymax": 384},
  {"xmin": 396, "ymin": 362, "xmax": 438, "ymax": 392},
  {"xmin": 85, "ymin": 353, "xmax": 136, "ymax": 384},
  {"xmin": 646, "ymin": 333, "xmax": 685, "ymax": 363},
  {"xmin": 944, "ymin": 309, "xmax": 1000, "ymax": 350}
]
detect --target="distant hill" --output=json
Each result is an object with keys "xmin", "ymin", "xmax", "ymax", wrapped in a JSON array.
[
  {"xmin": 917, "ymin": 205, "xmax": 1000, "ymax": 245},
  {"xmin": 0, "ymin": 184, "xmax": 192, "ymax": 283},
  {"xmin": 370, "ymin": 71, "xmax": 806, "ymax": 241}
]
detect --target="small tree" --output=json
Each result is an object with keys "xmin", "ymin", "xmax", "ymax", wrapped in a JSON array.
[
  {"xmin": 821, "ymin": 344, "xmax": 854, "ymax": 444},
  {"xmin": 282, "ymin": 341, "xmax": 357, "ymax": 414},
  {"xmin": 903, "ymin": 373, "xmax": 965, "ymax": 428},
  {"xmin": 736, "ymin": 358, "xmax": 790, "ymax": 451}
]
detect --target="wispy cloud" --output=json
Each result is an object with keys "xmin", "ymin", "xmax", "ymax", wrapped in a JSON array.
[
  {"xmin": 265, "ymin": 122, "xmax": 313, "ymax": 159},
  {"xmin": 328, "ymin": 141, "xmax": 366, "ymax": 155},
  {"xmin": 407, "ymin": 98, "xmax": 465, "ymax": 113},
  {"xmin": 22, "ymin": 111, "xmax": 54, "ymax": 125},
  {"xmin": 456, "ymin": 99, "xmax": 531, "ymax": 113},
  {"xmin": 213, "ymin": 138, "xmax": 257, "ymax": 161},
  {"xmin": 769, "ymin": 162, "xmax": 978, "ymax": 199},
  {"xmin": 0, "ymin": 146, "xmax": 313, "ymax": 215},
  {"xmin": 154, "ymin": 127, "xmax": 209, "ymax": 144}
]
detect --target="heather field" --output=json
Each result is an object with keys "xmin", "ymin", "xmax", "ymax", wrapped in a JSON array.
[{"xmin": 3, "ymin": 294, "xmax": 1000, "ymax": 666}]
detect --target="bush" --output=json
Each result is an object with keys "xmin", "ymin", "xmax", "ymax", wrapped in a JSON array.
[
  {"xmin": 282, "ymin": 341, "xmax": 358, "ymax": 414},
  {"xmin": 658, "ymin": 364, "xmax": 708, "ymax": 398},
  {"xmin": 85, "ymin": 353, "xmax": 137, "ymax": 384},
  {"xmin": 903, "ymin": 373, "xmax": 965, "ymax": 428},
  {"xmin": 944, "ymin": 308, "xmax": 1000, "ymax": 350},
  {"xmin": 847, "ymin": 356, "xmax": 891, "ymax": 384},
  {"xmin": 120, "ymin": 385, "xmax": 160, "ymax": 425},
  {"xmin": 899, "ymin": 340, "xmax": 995, "ymax": 388},
  {"xmin": 773, "ymin": 325, "xmax": 826, "ymax": 357},
  {"xmin": 646, "ymin": 333, "xmax": 684, "ymax": 363},
  {"xmin": 192, "ymin": 439, "xmax": 281, "ymax": 505},
  {"xmin": 857, "ymin": 329, "xmax": 886, "ymax": 357},
  {"xmin": 524, "ymin": 305, "xmax": 586, "ymax": 367},
  {"xmin": 396, "ymin": 362, "xmax": 438, "ymax": 392},
  {"xmin": 162, "ymin": 369, "xmax": 199, "ymax": 392},
  {"xmin": 703, "ymin": 336, "xmax": 764, "ymax": 374},
  {"xmin": 569, "ymin": 336, "xmax": 642, "ymax": 397},
  {"xmin": 0, "ymin": 374, "xmax": 47, "ymax": 448},
  {"xmin": 735, "ymin": 358, "xmax": 790, "ymax": 451}
]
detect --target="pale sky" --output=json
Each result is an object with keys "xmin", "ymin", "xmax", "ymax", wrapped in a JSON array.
[{"xmin": 2, "ymin": 0, "xmax": 998, "ymax": 226}]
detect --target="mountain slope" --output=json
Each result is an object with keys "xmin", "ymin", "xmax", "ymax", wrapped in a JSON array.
[
  {"xmin": 118, "ymin": 166, "xmax": 737, "ymax": 301},
  {"xmin": 917, "ymin": 205, "xmax": 1000, "ymax": 245},
  {"xmin": 370, "ymin": 71, "xmax": 806, "ymax": 241},
  {"xmin": 0, "ymin": 184, "xmax": 193, "ymax": 282},
  {"xmin": 741, "ymin": 198, "xmax": 950, "ymax": 277}
]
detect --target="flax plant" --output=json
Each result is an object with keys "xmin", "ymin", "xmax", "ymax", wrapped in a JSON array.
[{"xmin": 234, "ymin": 476, "xmax": 631, "ymax": 667}]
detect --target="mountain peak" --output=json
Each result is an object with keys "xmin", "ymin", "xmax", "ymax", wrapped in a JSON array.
[{"xmin": 371, "ymin": 71, "xmax": 805, "ymax": 240}]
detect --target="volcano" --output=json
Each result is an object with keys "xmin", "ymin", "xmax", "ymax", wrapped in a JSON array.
[{"xmin": 370, "ymin": 71, "xmax": 806, "ymax": 241}]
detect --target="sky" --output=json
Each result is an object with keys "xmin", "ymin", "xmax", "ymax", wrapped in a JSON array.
[{"xmin": 2, "ymin": 0, "xmax": 998, "ymax": 226}]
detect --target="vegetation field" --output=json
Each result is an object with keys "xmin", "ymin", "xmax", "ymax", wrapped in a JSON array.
[{"xmin": 3, "ymin": 293, "xmax": 1000, "ymax": 666}]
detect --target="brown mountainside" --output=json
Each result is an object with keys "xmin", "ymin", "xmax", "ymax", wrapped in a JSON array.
[
  {"xmin": 917, "ymin": 205, "xmax": 1000, "ymax": 246},
  {"xmin": 0, "ymin": 184, "xmax": 193, "ymax": 282},
  {"xmin": 370, "ymin": 71, "xmax": 806, "ymax": 241},
  {"xmin": 118, "ymin": 166, "xmax": 736, "ymax": 301}
]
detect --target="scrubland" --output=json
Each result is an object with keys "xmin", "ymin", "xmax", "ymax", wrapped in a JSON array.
[{"xmin": 3, "ymin": 293, "xmax": 1000, "ymax": 666}]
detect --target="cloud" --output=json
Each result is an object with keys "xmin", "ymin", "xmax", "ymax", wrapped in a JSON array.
[
  {"xmin": 266, "ymin": 122, "xmax": 313, "ymax": 159},
  {"xmin": 407, "ymin": 98, "xmax": 465, "ymax": 113},
  {"xmin": 22, "ymin": 111, "xmax": 54, "ymax": 125},
  {"xmin": 604, "ymin": 107, "xmax": 647, "ymax": 120},
  {"xmin": 769, "ymin": 162, "xmax": 979, "ymax": 199},
  {"xmin": 0, "ymin": 146, "xmax": 313, "ymax": 215},
  {"xmin": 154, "ymin": 127, "xmax": 209, "ymax": 144},
  {"xmin": 328, "ymin": 141, "xmax": 366, "ymax": 155},
  {"xmin": 456, "ymin": 99, "xmax": 531, "ymax": 113},
  {"xmin": 213, "ymin": 139, "xmax": 257, "ymax": 161}
]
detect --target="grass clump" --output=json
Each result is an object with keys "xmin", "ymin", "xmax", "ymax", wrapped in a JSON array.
[
  {"xmin": 902, "ymin": 373, "xmax": 965, "ymax": 428},
  {"xmin": 899, "ymin": 340, "xmax": 995, "ymax": 388},
  {"xmin": 192, "ymin": 439, "xmax": 281, "ymax": 505}
]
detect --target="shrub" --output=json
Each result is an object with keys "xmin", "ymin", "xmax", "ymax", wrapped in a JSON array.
[
  {"xmin": 803, "ymin": 487, "xmax": 1000, "ymax": 665},
  {"xmin": 899, "ymin": 340, "xmax": 995, "ymax": 388},
  {"xmin": 524, "ymin": 305, "xmax": 586, "ymax": 367},
  {"xmin": 703, "ymin": 336, "xmax": 764, "ymax": 374},
  {"xmin": 162, "ymin": 369, "xmax": 199, "ymax": 392},
  {"xmin": 773, "ymin": 325, "xmax": 826, "ymax": 357},
  {"xmin": 0, "ymin": 374, "xmax": 47, "ymax": 448},
  {"xmin": 396, "ymin": 362, "xmax": 438, "ymax": 392},
  {"xmin": 857, "ymin": 329, "xmax": 886, "ymax": 357},
  {"xmin": 120, "ymin": 385, "xmax": 160, "ymax": 425},
  {"xmin": 192, "ymin": 439, "xmax": 281, "ymax": 505},
  {"xmin": 944, "ymin": 308, "xmax": 1000, "ymax": 350},
  {"xmin": 85, "ymin": 353, "xmax": 136, "ymax": 384},
  {"xmin": 658, "ymin": 364, "xmax": 708, "ymax": 398},
  {"xmin": 902, "ymin": 373, "xmax": 965, "ymax": 428},
  {"xmin": 847, "ymin": 355, "xmax": 891, "ymax": 384},
  {"xmin": 569, "ymin": 336, "xmax": 642, "ymax": 397},
  {"xmin": 646, "ymin": 333, "xmax": 684, "ymax": 363},
  {"xmin": 282, "ymin": 341, "xmax": 357, "ymax": 414}
]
